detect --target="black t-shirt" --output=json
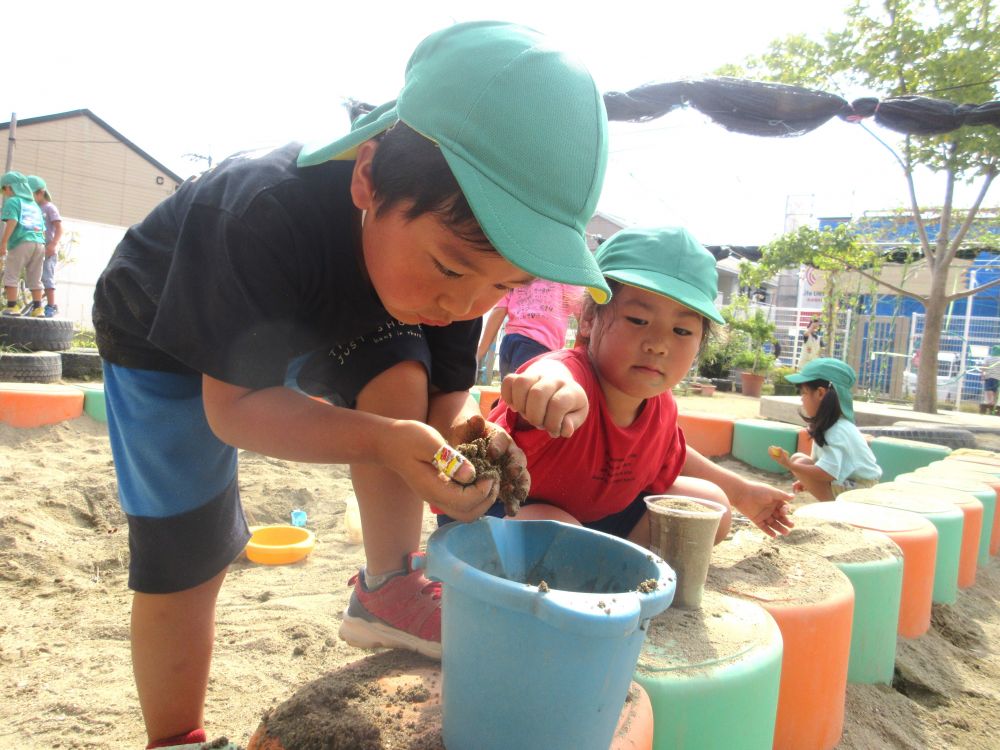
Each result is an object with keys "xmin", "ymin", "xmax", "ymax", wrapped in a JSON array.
[{"xmin": 93, "ymin": 143, "xmax": 479, "ymax": 392}]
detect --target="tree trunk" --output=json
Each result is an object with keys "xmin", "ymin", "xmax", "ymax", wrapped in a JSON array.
[{"xmin": 913, "ymin": 277, "xmax": 947, "ymax": 414}]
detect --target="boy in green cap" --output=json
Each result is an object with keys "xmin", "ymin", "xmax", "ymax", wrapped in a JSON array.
[
  {"xmin": 440, "ymin": 226, "xmax": 794, "ymax": 542},
  {"xmin": 93, "ymin": 21, "xmax": 609, "ymax": 749},
  {"xmin": 1, "ymin": 171, "xmax": 47, "ymax": 316},
  {"xmin": 770, "ymin": 357, "xmax": 882, "ymax": 500}
]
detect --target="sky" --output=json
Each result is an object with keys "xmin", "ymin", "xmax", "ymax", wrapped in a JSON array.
[{"xmin": 5, "ymin": 0, "xmax": 996, "ymax": 245}]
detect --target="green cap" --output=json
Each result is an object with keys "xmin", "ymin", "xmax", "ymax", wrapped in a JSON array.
[
  {"xmin": 27, "ymin": 175, "xmax": 48, "ymax": 197},
  {"xmin": 786, "ymin": 357, "xmax": 857, "ymax": 422},
  {"xmin": 1, "ymin": 171, "xmax": 34, "ymax": 200},
  {"xmin": 594, "ymin": 226, "xmax": 725, "ymax": 324},
  {"xmin": 298, "ymin": 21, "xmax": 611, "ymax": 302}
]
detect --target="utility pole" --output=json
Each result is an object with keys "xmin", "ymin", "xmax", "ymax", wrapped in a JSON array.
[{"xmin": 4, "ymin": 113, "xmax": 15, "ymax": 172}]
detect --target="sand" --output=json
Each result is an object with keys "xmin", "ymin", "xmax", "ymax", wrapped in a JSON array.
[{"xmin": 1, "ymin": 392, "xmax": 999, "ymax": 748}]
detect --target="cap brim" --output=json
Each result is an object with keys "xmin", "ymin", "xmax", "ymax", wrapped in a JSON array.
[
  {"xmin": 784, "ymin": 373, "xmax": 810, "ymax": 383},
  {"xmin": 297, "ymin": 104, "xmax": 400, "ymax": 167},
  {"xmin": 441, "ymin": 148, "xmax": 610, "ymax": 304},
  {"xmin": 602, "ymin": 270, "xmax": 725, "ymax": 324}
]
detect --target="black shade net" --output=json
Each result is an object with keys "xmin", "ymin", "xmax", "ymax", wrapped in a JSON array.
[{"xmin": 603, "ymin": 78, "xmax": 1000, "ymax": 138}]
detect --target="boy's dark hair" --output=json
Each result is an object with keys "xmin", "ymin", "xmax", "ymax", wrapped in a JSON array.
[
  {"xmin": 369, "ymin": 122, "xmax": 493, "ymax": 250},
  {"xmin": 798, "ymin": 378, "xmax": 843, "ymax": 447},
  {"xmin": 576, "ymin": 279, "xmax": 713, "ymax": 349}
]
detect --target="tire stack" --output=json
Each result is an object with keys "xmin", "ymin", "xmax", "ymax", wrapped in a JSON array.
[{"xmin": 0, "ymin": 316, "xmax": 78, "ymax": 383}]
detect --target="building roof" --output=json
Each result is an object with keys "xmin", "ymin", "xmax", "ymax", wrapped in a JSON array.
[{"xmin": 1, "ymin": 109, "xmax": 183, "ymax": 184}]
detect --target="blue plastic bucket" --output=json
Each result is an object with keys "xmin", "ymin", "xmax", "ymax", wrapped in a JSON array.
[{"xmin": 421, "ymin": 517, "xmax": 675, "ymax": 750}]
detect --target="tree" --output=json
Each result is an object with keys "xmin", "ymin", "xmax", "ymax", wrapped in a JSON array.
[
  {"xmin": 739, "ymin": 224, "xmax": 880, "ymax": 360},
  {"xmin": 722, "ymin": 0, "xmax": 1000, "ymax": 413}
]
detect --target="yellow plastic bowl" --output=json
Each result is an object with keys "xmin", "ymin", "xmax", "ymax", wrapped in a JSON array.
[{"xmin": 245, "ymin": 525, "xmax": 316, "ymax": 565}]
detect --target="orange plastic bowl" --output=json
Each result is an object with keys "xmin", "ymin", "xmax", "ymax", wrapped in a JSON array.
[{"xmin": 245, "ymin": 525, "xmax": 315, "ymax": 565}]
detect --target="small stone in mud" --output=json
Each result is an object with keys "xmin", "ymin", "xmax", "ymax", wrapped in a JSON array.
[
  {"xmin": 537, "ymin": 580, "xmax": 549, "ymax": 592},
  {"xmin": 637, "ymin": 579, "xmax": 658, "ymax": 593}
]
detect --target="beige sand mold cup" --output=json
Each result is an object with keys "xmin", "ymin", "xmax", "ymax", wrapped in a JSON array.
[{"xmin": 645, "ymin": 495, "xmax": 726, "ymax": 609}]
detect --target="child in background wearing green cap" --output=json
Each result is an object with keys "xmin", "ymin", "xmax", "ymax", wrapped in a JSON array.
[
  {"xmin": 92, "ymin": 21, "xmax": 608, "ymax": 749},
  {"xmin": 769, "ymin": 357, "xmax": 881, "ymax": 501},
  {"xmin": 28, "ymin": 175, "xmax": 63, "ymax": 317},
  {"xmin": 441, "ymin": 226, "xmax": 794, "ymax": 543},
  {"xmin": 0, "ymin": 171, "xmax": 47, "ymax": 317}
]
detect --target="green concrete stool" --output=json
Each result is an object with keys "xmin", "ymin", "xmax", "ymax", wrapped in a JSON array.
[
  {"xmin": 869, "ymin": 437, "xmax": 951, "ymax": 481},
  {"xmin": 839, "ymin": 484, "xmax": 962, "ymax": 605},
  {"xmin": 896, "ymin": 473, "xmax": 995, "ymax": 567},
  {"xmin": 635, "ymin": 590, "xmax": 783, "ymax": 750},
  {"xmin": 775, "ymin": 517, "xmax": 902, "ymax": 685},
  {"xmin": 76, "ymin": 383, "xmax": 106, "ymax": 423},
  {"xmin": 732, "ymin": 419, "xmax": 801, "ymax": 474}
]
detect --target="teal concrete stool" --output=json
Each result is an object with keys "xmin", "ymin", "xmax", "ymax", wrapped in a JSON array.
[
  {"xmin": 869, "ymin": 437, "xmax": 951, "ymax": 481},
  {"xmin": 839, "ymin": 484, "xmax": 962, "ymax": 605},
  {"xmin": 76, "ymin": 383, "xmax": 106, "ymax": 423},
  {"xmin": 732, "ymin": 419, "xmax": 801, "ymax": 473},
  {"xmin": 896, "ymin": 473, "xmax": 995, "ymax": 568},
  {"xmin": 775, "ymin": 517, "xmax": 902, "ymax": 684},
  {"xmin": 635, "ymin": 590, "xmax": 782, "ymax": 750}
]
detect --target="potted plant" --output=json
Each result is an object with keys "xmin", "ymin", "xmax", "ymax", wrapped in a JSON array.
[
  {"xmin": 723, "ymin": 297, "xmax": 777, "ymax": 399},
  {"xmin": 771, "ymin": 365, "xmax": 798, "ymax": 396},
  {"xmin": 697, "ymin": 333, "xmax": 742, "ymax": 392}
]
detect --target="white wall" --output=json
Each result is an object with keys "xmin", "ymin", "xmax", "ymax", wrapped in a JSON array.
[{"xmin": 54, "ymin": 218, "xmax": 127, "ymax": 329}]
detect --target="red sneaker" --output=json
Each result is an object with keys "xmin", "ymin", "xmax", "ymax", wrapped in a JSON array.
[{"xmin": 338, "ymin": 553, "xmax": 442, "ymax": 659}]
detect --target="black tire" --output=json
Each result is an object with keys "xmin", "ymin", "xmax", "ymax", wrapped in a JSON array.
[
  {"xmin": 61, "ymin": 348, "xmax": 104, "ymax": 380},
  {"xmin": 0, "ymin": 351, "xmax": 63, "ymax": 383},
  {"xmin": 861, "ymin": 423, "xmax": 977, "ymax": 450},
  {"xmin": 0, "ymin": 315, "xmax": 75, "ymax": 352}
]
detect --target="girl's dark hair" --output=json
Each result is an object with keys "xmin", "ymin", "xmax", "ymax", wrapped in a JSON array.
[
  {"xmin": 369, "ymin": 122, "xmax": 493, "ymax": 250},
  {"xmin": 576, "ymin": 279, "xmax": 713, "ymax": 349},
  {"xmin": 798, "ymin": 378, "xmax": 843, "ymax": 447}
]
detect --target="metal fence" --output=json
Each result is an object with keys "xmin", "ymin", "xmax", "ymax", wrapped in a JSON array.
[{"xmin": 757, "ymin": 304, "xmax": 1000, "ymax": 405}]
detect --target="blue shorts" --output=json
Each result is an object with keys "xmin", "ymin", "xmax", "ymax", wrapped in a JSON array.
[
  {"xmin": 985, "ymin": 378, "xmax": 998, "ymax": 392},
  {"xmin": 498, "ymin": 333, "xmax": 550, "ymax": 379},
  {"xmin": 41, "ymin": 253, "xmax": 57, "ymax": 290},
  {"xmin": 103, "ymin": 362, "xmax": 249, "ymax": 593},
  {"xmin": 436, "ymin": 492, "xmax": 650, "ymax": 539}
]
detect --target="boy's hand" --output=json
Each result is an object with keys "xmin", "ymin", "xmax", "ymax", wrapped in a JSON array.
[
  {"xmin": 501, "ymin": 362, "xmax": 588, "ymax": 438},
  {"xmin": 45, "ymin": 242, "xmax": 57, "ymax": 258},
  {"xmin": 449, "ymin": 414, "xmax": 530, "ymax": 511},
  {"xmin": 791, "ymin": 480, "xmax": 805, "ymax": 493},
  {"xmin": 378, "ymin": 419, "xmax": 498, "ymax": 522},
  {"xmin": 731, "ymin": 480, "xmax": 794, "ymax": 538}
]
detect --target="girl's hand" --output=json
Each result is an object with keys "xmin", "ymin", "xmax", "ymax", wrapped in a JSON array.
[
  {"xmin": 768, "ymin": 445, "xmax": 791, "ymax": 468},
  {"xmin": 501, "ymin": 361, "xmax": 588, "ymax": 438},
  {"xmin": 377, "ymin": 418, "xmax": 499, "ymax": 522},
  {"xmin": 791, "ymin": 480, "xmax": 805, "ymax": 493},
  {"xmin": 732, "ymin": 480, "xmax": 795, "ymax": 537}
]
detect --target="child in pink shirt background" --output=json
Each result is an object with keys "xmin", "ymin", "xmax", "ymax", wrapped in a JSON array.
[{"xmin": 477, "ymin": 279, "xmax": 584, "ymax": 378}]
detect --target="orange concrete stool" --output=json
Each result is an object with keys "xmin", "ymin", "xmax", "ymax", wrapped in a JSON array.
[
  {"xmin": 248, "ymin": 650, "xmax": 654, "ymax": 750},
  {"xmin": 839, "ymin": 485, "xmax": 963, "ymax": 604},
  {"xmin": 896, "ymin": 472, "xmax": 996, "ymax": 568},
  {"xmin": 918, "ymin": 462, "xmax": 1000, "ymax": 555},
  {"xmin": 708, "ymin": 537, "xmax": 854, "ymax": 750},
  {"xmin": 0, "ymin": 383, "xmax": 84, "ymax": 428},
  {"xmin": 477, "ymin": 385, "xmax": 502, "ymax": 419},
  {"xmin": 795, "ymin": 501, "xmax": 936, "ymax": 639},
  {"xmin": 677, "ymin": 411, "xmax": 735, "ymax": 457},
  {"xmin": 860, "ymin": 481, "xmax": 982, "ymax": 589}
]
